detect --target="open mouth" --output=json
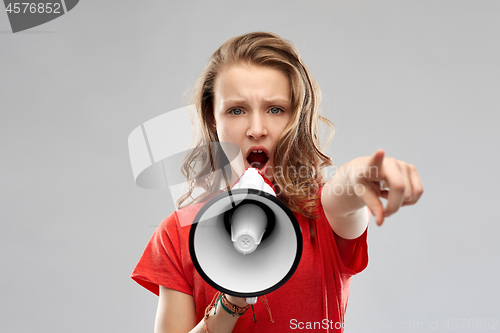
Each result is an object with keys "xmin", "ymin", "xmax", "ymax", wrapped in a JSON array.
[{"xmin": 246, "ymin": 149, "xmax": 269, "ymax": 170}]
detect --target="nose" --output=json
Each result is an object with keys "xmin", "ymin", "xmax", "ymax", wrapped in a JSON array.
[{"xmin": 246, "ymin": 113, "xmax": 268, "ymax": 139}]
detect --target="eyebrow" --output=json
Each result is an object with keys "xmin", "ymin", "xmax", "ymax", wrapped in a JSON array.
[{"xmin": 222, "ymin": 98, "xmax": 290, "ymax": 107}]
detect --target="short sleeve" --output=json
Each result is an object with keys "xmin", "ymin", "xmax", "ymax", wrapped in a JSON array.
[
  {"xmin": 332, "ymin": 206, "xmax": 370, "ymax": 275},
  {"xmin": 333, "ymin": 222, "xmax": 369, "ymax": 276},
  {"xmin": 131, "ymin": 212, "xmax": 193, "ymax": 296}
]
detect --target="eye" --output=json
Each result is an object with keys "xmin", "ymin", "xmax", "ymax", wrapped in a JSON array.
[
  {"xmin": 229, "ymin": 108, "xmax": 244, "ymax": 115},
  {"xmin": 268, "ymin": 107, "xmax": 284, "ymax": 115}
]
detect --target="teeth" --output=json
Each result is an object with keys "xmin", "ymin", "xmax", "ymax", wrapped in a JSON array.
[
  {"xmin": 258, "ymin": 150, "xmax": 262, "ymax": 153},
  {"xmin": 253, "ymin": 150, "xmax": 257, "ymax": 153}
]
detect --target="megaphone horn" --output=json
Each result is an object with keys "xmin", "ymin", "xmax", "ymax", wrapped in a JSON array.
[{"xmin": 189, "ymin": 168, "xmax": 303, "ymax": 302}]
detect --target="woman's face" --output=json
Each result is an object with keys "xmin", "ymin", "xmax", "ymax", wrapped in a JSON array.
[{"xmin": 213, "ymin": 64, "xmax": 291, "ymax": 182}]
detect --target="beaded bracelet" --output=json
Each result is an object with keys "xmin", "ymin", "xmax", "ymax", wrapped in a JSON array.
[
  {"xmin": 219, "ymin": 293, "xmax": 251, "ymax": 316},
  {"xmin": 203, "ymin": 291, "xmax": 274, "ymax": 331}
]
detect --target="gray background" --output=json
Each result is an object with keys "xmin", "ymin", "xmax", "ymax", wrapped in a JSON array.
[{"xmin": 1, "ymin": 0, "xmax": 499, "ymax": 332}]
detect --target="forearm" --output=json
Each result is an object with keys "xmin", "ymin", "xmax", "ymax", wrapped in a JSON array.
[
  {"xmin": 189, "ymin": 307, "xmax": 239, "ymax": 333},
  {"xmin": 322, "ymin": 162, "xmax": 367, "ymax": 217},
  {"xmin": 189, "ymin": 295, "xmax": 248, "ymax": 333}
]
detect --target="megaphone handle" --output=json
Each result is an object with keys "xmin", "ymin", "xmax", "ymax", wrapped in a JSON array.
[{"xmin": 246, "ymin": 297, "xmax": 258, "ymax": 304}]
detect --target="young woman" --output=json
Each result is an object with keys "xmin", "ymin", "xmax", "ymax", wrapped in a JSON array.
[{"xmin": 132, "ymin": 32, "xmax": 423, "ymax": 332}]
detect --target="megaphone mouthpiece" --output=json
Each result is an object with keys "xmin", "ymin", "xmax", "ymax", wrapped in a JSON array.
[{"xmin": 231, "ymin": 203, "xmax": 268, "ymax": 255}]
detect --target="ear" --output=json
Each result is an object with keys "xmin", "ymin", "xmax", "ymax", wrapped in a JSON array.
[
  {"xmin": 210, "ymin": 115, "xmax": 217, "ymax": 131},
  {"xmin": 210, "ymin": 121, "xmax": 217, "ymax": 134}
]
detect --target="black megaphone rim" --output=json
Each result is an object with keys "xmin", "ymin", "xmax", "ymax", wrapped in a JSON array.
[{"xmin": 189, "ymin": 188, "xmax": 303, "ymax": 298}]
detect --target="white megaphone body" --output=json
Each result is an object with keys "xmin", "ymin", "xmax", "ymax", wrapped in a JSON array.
[{"xmin": 189, "ymin": 168, "xmax": 303, "ymax": 305}]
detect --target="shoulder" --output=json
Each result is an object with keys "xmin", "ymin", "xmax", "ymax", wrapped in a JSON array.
[{"xmin": 159, "ymin": 202, "xmax": 206, "ymax": 229}]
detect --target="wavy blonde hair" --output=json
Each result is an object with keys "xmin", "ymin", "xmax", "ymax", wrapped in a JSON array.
[{"xmin": 177, "ymin": 32, "xmax": 334, "ymax": 220}]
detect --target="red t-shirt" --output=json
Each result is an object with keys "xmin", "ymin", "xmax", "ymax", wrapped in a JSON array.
[{"xmin": 131, "ymin": 198, "xmax": 369, "ymax": 332}]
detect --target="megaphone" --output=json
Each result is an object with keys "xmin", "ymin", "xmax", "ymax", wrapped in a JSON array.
[{"xmin": 189, "ymin": 168, "xmax": 302, "ymax": 304}]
